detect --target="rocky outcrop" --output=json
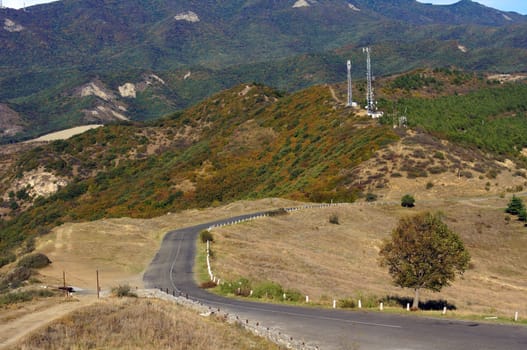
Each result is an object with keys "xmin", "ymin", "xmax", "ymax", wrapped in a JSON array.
[{"xmin": 0, "ymin": 104, "xmax": 25, "ymax": 138}]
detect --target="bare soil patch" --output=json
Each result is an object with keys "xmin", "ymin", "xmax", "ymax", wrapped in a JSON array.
[{"xmin": 26, "ymin": 125, "xmax": 103, "ymax": 142}]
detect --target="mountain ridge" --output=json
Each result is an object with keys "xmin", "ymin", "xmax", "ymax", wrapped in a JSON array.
[{"xmin": 1, "ymin": 0, "xmax": 527, "ymax": 142}]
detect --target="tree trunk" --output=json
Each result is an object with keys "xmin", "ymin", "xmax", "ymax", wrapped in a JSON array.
[{"xmin": 412, "ymin": 288, "xmax": 420, "ymax": 309}]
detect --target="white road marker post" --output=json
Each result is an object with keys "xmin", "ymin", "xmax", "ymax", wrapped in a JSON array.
[
  {"xmin": 380, "ymin": 302, "xmax": 384, "ymax": 311},
  {"xmin": 333, "ymin": 299, "xmax": 337, "ymax": 309},
  {"xmin": 306, "ymin": 295, "xmax": 309, "ymax": 303},
  {"xmin": 515, "ymin": 311, "xmax": 519, "ymax": 322},
  {"xmin": 442, "ymin": 306, "xmax": 447, "ymax": 315},
  {"xmin": 406, "ymin": 303, "xmax": 410, "ymax": 311},
  {"xmin": 358, "ymin": 299, "xmax": 362, "ymax": 309}
]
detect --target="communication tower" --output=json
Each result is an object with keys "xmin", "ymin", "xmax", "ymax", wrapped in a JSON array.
[
  {"xmin": 346, "ymin": 60, "xmax": 357, "ymax": 107},
  {"xmin": 363, "ymin": 47, "xmax": 383, "ymax": 118}
]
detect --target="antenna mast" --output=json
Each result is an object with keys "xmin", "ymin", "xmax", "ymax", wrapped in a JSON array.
[
  {"xmin": 363, "ymin": 47, "xmax": 383, "ymax": 118},
  {"xmin": 346, "ymin": 60, "xmax": 357, "ymax": 107},
  {"xmin": 364, "ymin": 47, "xmax": 374, "ymax": 114}
]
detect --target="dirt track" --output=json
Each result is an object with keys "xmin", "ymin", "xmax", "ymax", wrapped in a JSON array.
[{"xmin": 0, "ymin": 296, "xmax": 97, "ymax": 349}]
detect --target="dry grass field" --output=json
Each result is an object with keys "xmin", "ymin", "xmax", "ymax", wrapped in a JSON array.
[
  {"xmin": 12, "ymin": 297, "xmax": 284, "ymax": 350},
  {"xmin": 207, "ymin": 196, "xmax": 527, "ymax": 319},
  {"xmin": 35, "ymin": 198, "xmax": 300, "ymax": 291},
  {"xmin": 4, "ymin": 193, "xmax": 527, "ymax": 347}
]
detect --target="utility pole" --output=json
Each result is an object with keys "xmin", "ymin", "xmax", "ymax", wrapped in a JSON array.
[
  {"xmin": 346, "ymin": 60, "xmax": 356, "ymax": 107},
  {"xmin": 96, "ymin": 269, "xmax": 100, "ymax": 299}
]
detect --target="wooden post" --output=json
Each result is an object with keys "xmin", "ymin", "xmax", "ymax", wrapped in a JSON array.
[
  {"xmin": 63, "ymin": 271, "xmax": 67, "ymax": 298},
  {"xmin": 96, "ymin": 269, "xmax": 100, "ymax": 299}
]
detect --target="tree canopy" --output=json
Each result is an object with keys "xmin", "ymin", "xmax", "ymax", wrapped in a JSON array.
[
  {"xmin": 379, "ymin": 212, "xmax": 470, "ymax": 309},
  {"xmin": 401, "ymin": 194, "xmax": 415, "ymax": 208}
]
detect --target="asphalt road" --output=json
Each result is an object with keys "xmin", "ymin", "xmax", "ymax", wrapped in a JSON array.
[{"xmin": 143, "ymin": 212, "xmax": 527, "ymax": 350}]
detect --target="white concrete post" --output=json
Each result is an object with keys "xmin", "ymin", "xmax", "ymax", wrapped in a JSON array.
[
  {"xmin": 358, "ymin": 300, "xmax": 362, "ymax": 309},
  {"xmin": 306, "ymin": 295, "xmax": 309, "ymax": 303},
  {"xmin": 515, "ymin": 311, "xmax": 519, "ymax": 322},
  {"xmin": 442, "ymin": 306, "xmax": 447, "ymax": 315},
  {"xmin": 406, "ymin": 303, "xmax": 410, "ymax": 311},
  {"xmin": 250, "ymin": 290, "xmax": 253, "ymax": 296},
  {"xmin": 333, "ymin": 299, "xmax": 337, "ymax": 309},
  {"xmin": 283, "ymin": 293, "xmax": 286, "ymax": 300},
  {"xmin": 380, "ymin": 302, "xmax": 384, "ymax": 311}
]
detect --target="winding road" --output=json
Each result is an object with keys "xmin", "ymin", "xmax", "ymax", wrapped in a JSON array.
[{"xmin": 143, "ymin": 211, "xmax": 527, "ymax": 350}]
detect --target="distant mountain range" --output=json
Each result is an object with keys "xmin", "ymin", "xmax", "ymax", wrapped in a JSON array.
[{"xmin": 1, "ymin": 0, "xmax": 527, "ymax": 142}]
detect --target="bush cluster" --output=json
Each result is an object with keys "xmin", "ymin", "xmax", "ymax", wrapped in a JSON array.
[
  {"xmin": 17, "ymin": 253, "xmax": 52, "ymax": 269},
  {"xmin": 112, "ymin": 284, "xmax": 137, "ymax": 298},
  {"xmin": 199, "ymin": 230, "xmax": 214, "ymax": 243},
  {"xmin": 505, "ymin": 195, "xmax": 527, "ymax": 224}
]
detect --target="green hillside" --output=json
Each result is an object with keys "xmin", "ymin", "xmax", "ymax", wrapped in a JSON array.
[
  {"xmin": 0, "ymin": 83, "xmax": 396, "ymax": 264},
  {"xmin": 2, "ymin": 0, "xmax": 527, "ymax": 142},
  {"xmin": 2, "ymin": 72, "xmax": 527, "ymax": 266}
]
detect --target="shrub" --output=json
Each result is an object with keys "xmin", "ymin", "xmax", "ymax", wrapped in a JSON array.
[
  {"xmin": 252, "ymin": 281, "xmax": 284, "ymax": 300},
  {"xmin": 199, "ymin": 230, "xmax": 214, "ymax": 243},
  {"xmin": 219, "ymin": 278, "xmax": 252, "ymax": 296},
  {"xmin": 487, "ymin": 169, "xmax": 499, "ymax": 179},
  {"xmin": 0, "ymin": 266, "xmax": 32, "ymax": 290},
  {"xmin": 112, "ymin": 284, "xmax": 137, "ymax": 298},
  {"xmin": 401, "ymin": 194, "xmax": 415, "ymax": 208},
  {"xmin": 426, "ymin": 182, "xmax": 434, "ymax": 190},
  {"xmin": 17, "ymin": 253, "xmax": 52, "ymax": 269},
  {"xmin": 460, "ymin": 171, "xmax": 473, "ymax": 179},
  {"xmin": 338, "ymin": 297, "xmax": 356, "ymax": 308},
  {"xmin": 365, "ymin": 192, "xmax": 378, "ymax": 202},
  {"xmin": 0, "ymin": 290, "xmax": 53, "ymax": 306},
  {"xmin": 200, "ymin": 281, "xmax": 217, "ymax": 289},
  {"xmin": 0, "ymin": 252, "xmax": 16, "ymax": 268},
  {"xmin": 329, "ymin": 213, "xmax": 340, "ymax": 225},
  {"xmin": 505, "ymin": 195, "xmax": 525, "ymax": 216},
  {"xmin": 433, "ymin": 151, "xmax": 445, "ymax": 160},
  {"xmin": 283, "ymin": 289, "xmax": 302, "ymax": 302},
  {"xmin": 267, "ymin": 208, "xmax": 289, "ymax": 217}
]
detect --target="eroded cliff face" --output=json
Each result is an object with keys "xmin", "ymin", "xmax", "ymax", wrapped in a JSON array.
[{"xmin": 0, "ymin": 104, "xmax": 25, "ymax": 138}]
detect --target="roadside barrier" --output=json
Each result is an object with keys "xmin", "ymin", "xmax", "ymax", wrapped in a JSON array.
[{"xmin": 141, "ymin": 288, "xmax": 320, "ymax": 350}]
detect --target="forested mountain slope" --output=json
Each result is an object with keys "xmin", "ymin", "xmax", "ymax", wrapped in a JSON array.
[{"xmin": 1, "ymin": 0, "xmax": 527, "ymax": 142}]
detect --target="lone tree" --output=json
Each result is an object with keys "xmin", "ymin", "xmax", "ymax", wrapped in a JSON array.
[
  {"xmin": 506, "ymin": 195, "xmax": 525, "ymax": 216},
  {"xmin": 401, "ymin": 194, "xmax": 415, "ymax": 208},
  {"xmin": 379, "ymin": 212, "xmax": 470, "ymax": 309}
]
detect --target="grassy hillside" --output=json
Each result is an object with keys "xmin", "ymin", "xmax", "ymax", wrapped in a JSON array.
[
  {"xmin": 14, "ymin": 297, "xmax": 284, "ymax": 350},
  {"xmin": 0, "ymin": 83, "xmax": 397, "ymax": 265},
  {"xmin": 1, "ymin": 74, "xmax": 527, "ymax": 267}
]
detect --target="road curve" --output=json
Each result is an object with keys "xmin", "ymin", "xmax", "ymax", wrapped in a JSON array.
[{"xmin": 143, "ymin": 211, "xmax": 527, "ymax": 350}]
